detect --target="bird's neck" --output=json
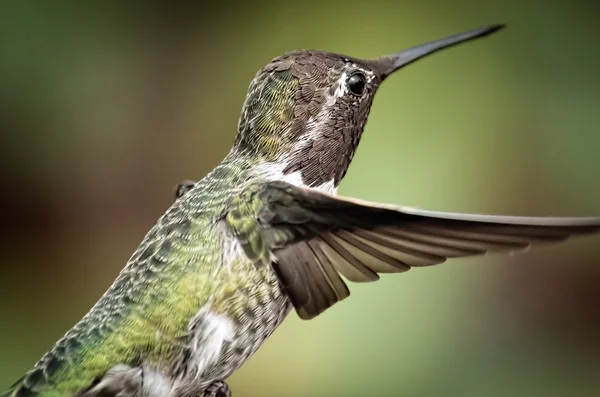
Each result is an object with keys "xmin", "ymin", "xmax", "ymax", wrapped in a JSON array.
[
  {"xmin": 254, "ymin": 158, "xmax": 339, "ymax": 195},
  {"xmin": 222, "ymin": 148, "xmax": 339, "ymax": 195}
]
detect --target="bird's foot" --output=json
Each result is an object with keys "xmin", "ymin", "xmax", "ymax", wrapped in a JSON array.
[
  {"xmin": 174, "ymin": 180, "xmax": 196, "ymax": 199},
  {"xmin": 202, "ymin": 381, "xmax": 231, "ymax": 397}
]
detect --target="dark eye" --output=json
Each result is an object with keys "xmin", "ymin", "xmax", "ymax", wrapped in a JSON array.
[{"xmin": 347, "ymin": 72, "xmax": 366, "ymax": 96}]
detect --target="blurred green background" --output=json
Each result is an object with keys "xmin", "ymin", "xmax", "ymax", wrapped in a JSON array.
[{"xmin": 1, "ymin": 1, "xmax": 600, "ymax": 396}]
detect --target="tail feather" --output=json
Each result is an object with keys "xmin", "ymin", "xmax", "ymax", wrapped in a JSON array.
[{"xmin": 1, "ymin": 376, "xmax": 28, "ymax": 397}]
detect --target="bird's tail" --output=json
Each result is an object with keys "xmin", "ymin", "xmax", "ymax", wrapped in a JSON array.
[{"xmin": 1, "ymin": 376, "xmax": 31, "ymax": 397}]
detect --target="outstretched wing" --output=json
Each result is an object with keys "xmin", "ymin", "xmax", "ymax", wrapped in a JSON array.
[{"xmin": 228, "ymin": 181, "xmax": 600, "ymax": 320}]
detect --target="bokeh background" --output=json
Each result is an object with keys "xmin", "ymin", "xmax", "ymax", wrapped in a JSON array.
[{"xmin": 1, "ymin": 1, "xmax": 600, "ymax": 396}]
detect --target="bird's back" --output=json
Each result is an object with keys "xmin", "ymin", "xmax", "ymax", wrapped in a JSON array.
[{"xmin": 2, "ymin": 157, "xmax": 260, "ymax": 397}]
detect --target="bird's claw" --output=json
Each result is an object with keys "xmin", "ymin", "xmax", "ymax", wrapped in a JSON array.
[{"xmin": 202, "ymin": 380, "xmax": 231, "ymax": 397}]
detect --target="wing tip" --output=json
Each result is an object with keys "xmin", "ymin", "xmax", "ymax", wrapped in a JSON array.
[{"xmin": 399, "ymin": 207, "xmax": 600, "ymax": 228}]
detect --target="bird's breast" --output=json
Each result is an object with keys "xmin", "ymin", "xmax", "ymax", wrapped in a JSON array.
[{"xmin": 170, "ymin": 247, "xmax": 292, "ymax": 394}]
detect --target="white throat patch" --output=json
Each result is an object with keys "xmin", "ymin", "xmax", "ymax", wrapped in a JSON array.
[{"xmin": 254, "ymin": 161, "xmax": 338, "ymax": 195}]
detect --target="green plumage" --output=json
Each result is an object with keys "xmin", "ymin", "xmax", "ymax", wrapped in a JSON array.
[
  {"xmin": 235, "ymin": 68, "xmax": 299, "ymax": 159},
  {"xmin": 226, "ymin": 187, "xmax": 269, "ymax": 266},
  {"xmin": 6, "ymin": 162, "xmax": 237, "ymax": 396},
  {"xmin": 3, "ymin": 57, "xmax": 304, "ymax": 397}
]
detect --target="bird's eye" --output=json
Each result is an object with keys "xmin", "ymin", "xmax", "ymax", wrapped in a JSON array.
[{"xmin": 347, "ymin": 72, "xmax": 366, "ymax": 96}]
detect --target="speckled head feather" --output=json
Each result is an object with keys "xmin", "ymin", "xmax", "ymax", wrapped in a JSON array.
[
  {"xmin": 233, "ymin": 24, "xmax": 504, "ymax": 189},
  {"xmin": 234, "ymin": 51, "xmax": 383, "ymax": 188}
]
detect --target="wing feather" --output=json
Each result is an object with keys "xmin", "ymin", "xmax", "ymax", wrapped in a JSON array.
[{"xmin": 230, "ymin": 181, "xmax": 600, "ymax": 319}]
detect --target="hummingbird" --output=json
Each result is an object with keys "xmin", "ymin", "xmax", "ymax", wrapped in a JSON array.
[{"xmin": 3, "ymin": 24, "xmax": 600, "ymax": 397}]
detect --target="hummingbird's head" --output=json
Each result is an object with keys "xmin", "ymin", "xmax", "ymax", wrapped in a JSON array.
[{"xmin": 234, "ymin": 24, "xmax": 504, "ymax": 189}]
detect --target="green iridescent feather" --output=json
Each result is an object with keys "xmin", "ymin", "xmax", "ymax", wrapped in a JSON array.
[{"xmin": 2, "ymin": 65, "xmax": 302, "ymax": 397}]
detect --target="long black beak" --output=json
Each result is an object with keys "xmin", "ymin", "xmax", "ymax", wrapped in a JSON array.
[{"xmin": 371, "ymin": 24, "xmax": 505, "ymax": 79}]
